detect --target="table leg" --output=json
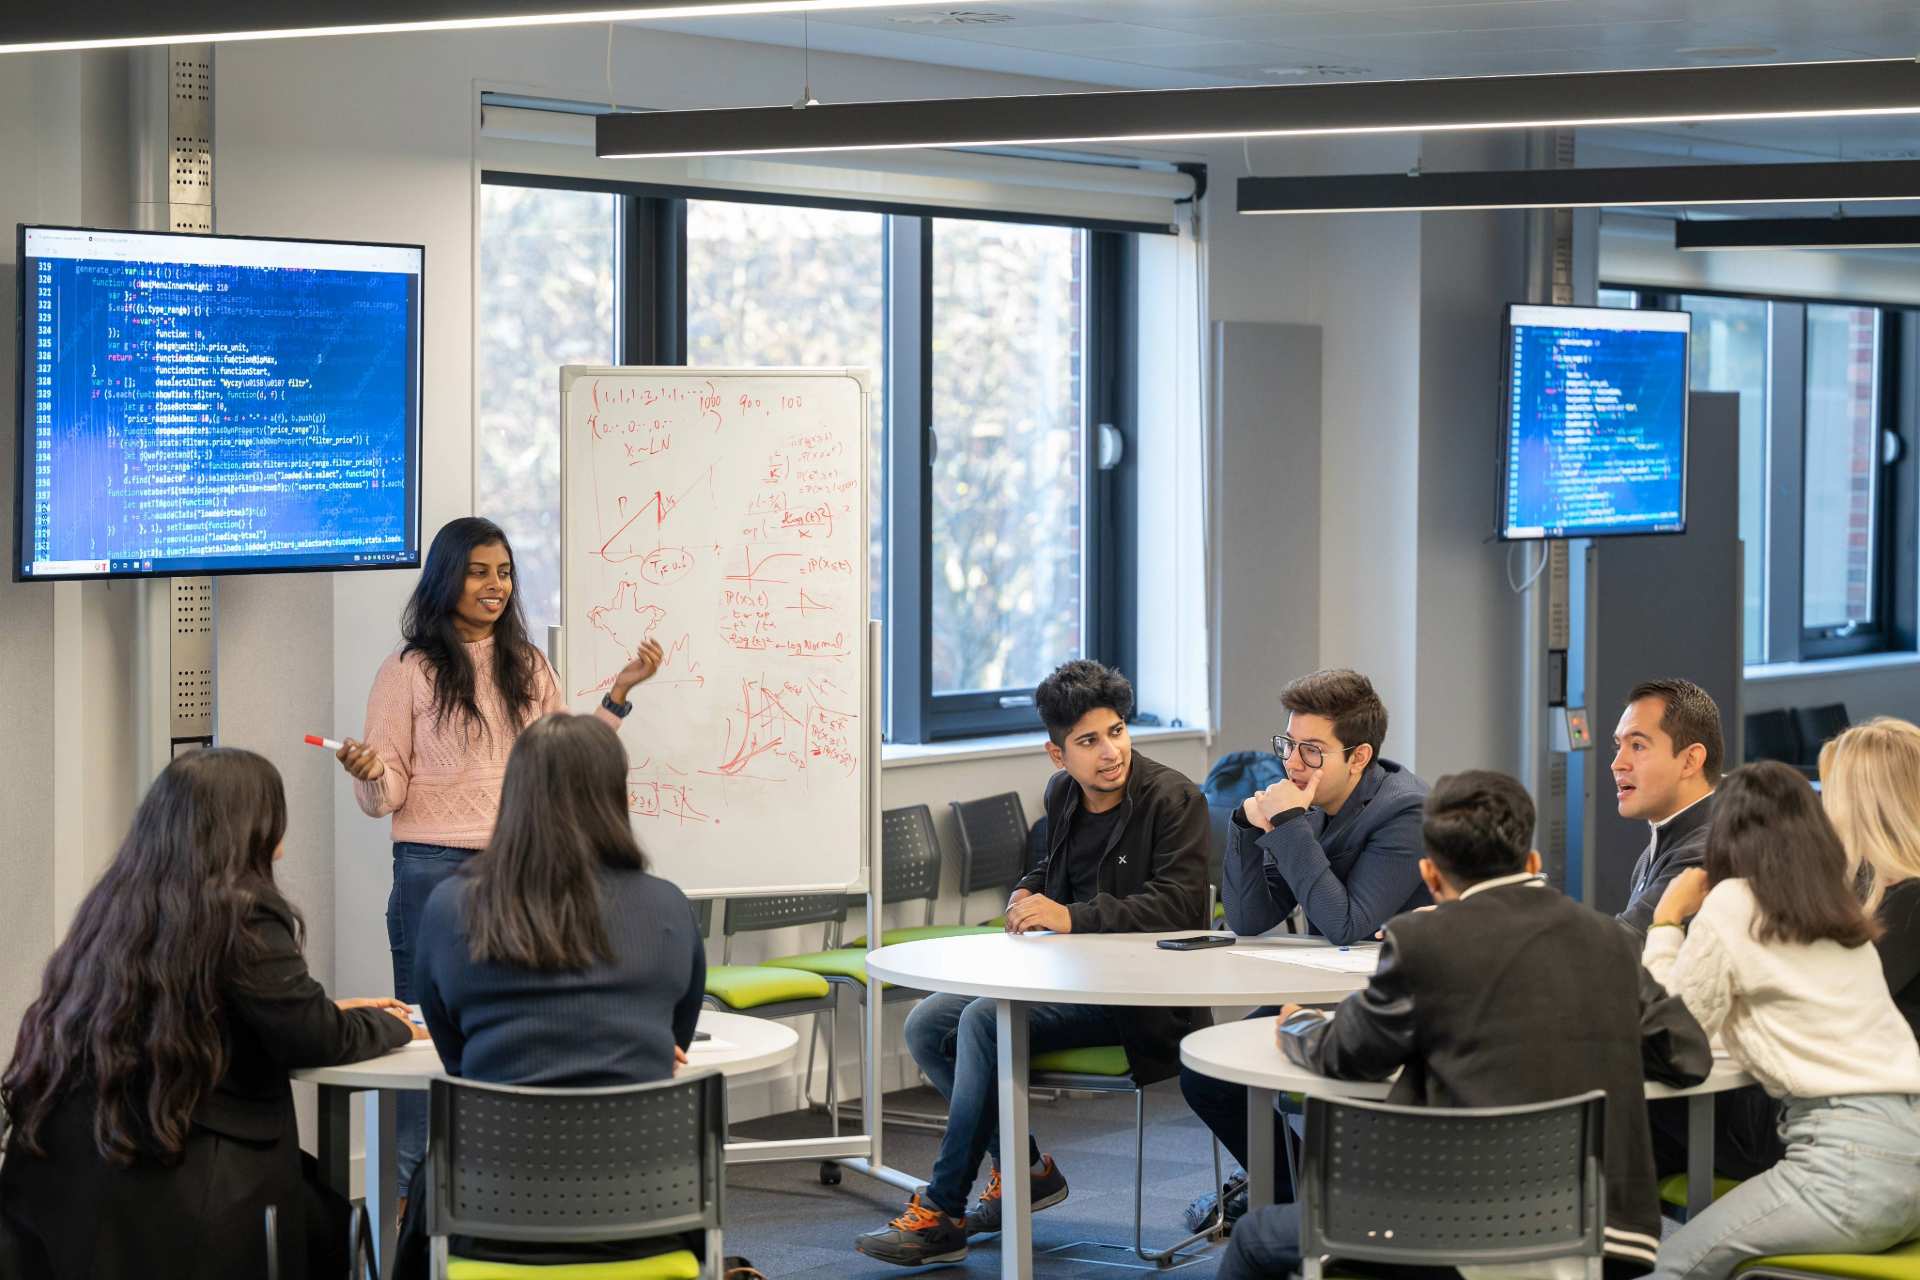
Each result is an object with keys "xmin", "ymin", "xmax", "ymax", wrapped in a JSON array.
[
  {"xmin": 995, "ymin": 999, "xmax": 1032, "ymax": 1280},
  {"xmin": 366, "ymin": 1089, "xmax": 399, "ymax": 1279},
  {"xmin": 1686, "ymin": 1092, "xmax": 1715, "ymax": 1219},
  {"xmin": 316, "ymin": 1084, "xmax": 353, "ymax": 1199},
  {"xmin": 1247, "ymin": 1087, "xmax": 1277, "ymax": 1212}
]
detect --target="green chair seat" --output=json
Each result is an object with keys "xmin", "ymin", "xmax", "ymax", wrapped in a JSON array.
[
  {"xmin": 978, "ymin": 915, "xmax": 1007, "ymax": 929},
  {"xmin": 1214, "ymin": 900, "xmax": 1227, "ymax": 922},
  {"xmin": 844, "ymin": 924, "xmax": 1002, "ymax": 948},
  {"xmin": 1659, "ymin": 1172, "xmax": 1741, "ymax": 1210},
  {"xmin": 766, "ymin": 949, "xmax": 888, "ymax": 989},
  {"xmin": 1032, "ymin": 1045, "xmax": 1130, "ymax": 1076},
  {"xmin": 447, "ymin": 1248, "xmax": 702, "ymax": 1280},
  {"xmin": 1737, "ymin": 1240, "xmax": 1920, "ymax": 1280},
  {"xmin": 703, "ymin": 964, "xmax": 830, "ymax": 1010}
]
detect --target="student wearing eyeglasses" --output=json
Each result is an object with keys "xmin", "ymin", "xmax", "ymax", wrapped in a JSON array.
[{"xmin": 1178, "ymin": 668, "xmax": 1430, "ymax": 1237}]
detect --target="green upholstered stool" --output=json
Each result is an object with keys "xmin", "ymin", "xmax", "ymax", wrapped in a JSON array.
[
  {"xmin": 843, "ymin": 924, "xmax": 1001, "ymax": 948},
  {"xmin": 1032, "ymin": 1045, "xmax": 1130, "ymax": 1076},
  {"xmin": 703, "ymin": 964, "xmax": 831, "ymax": 1010},
  {"xmin": 1214, "ymin": 900, "xmax": 1228, "ymax": 924},
  {"xmin": 1659, "ymin": 1172, "xmax": 1741, "ymax": 1212},
  {"xmin": 1737, "ymin": 1240, "xmax": 1920, "ymax": 1280},
  {"xmin": 446, "ymin": 1250, "xmax": 702, "ymax": 1280},
  {"xmin": 766, "ymin": 948, "xmax": 890, "ymax": 989}
]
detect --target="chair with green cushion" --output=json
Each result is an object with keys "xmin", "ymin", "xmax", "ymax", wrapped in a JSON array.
[
  {"xmin": 949, "ymin": 792, "xmax": 1033, "ymax": 927},
  {"xmin": 1737, "ymin": 1240, "xmax": 1920, "ymax": 1280},
  {"xmin": 425, "ymin": 1073, "xmax": 723, "ymax": 1280},
  {"xmin": 842, "ymin": 805, "xmax": 1000, "ymax": 948},
  {"xmin": 1028, "ymin": 1046, "xmax": 1223, "ymax": 1268},
  {"xmin": 1659, "ymin": 1172, "xmax": 1741, "ymax": 1216}
]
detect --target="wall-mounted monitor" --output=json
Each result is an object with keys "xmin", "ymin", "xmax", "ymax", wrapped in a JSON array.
[
  {"xmin": 14, "ymin": 225, "xmax": 422, "ymax": 581},
  {"xmin": 1497, "ymin": 302, "xmax": 1691, "ymax": 541}
]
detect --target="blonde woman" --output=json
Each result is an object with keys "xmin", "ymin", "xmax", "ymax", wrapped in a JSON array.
[{"xmin": 1820, "ymin": 716, "xmax": 1920, "ymax": 1038}]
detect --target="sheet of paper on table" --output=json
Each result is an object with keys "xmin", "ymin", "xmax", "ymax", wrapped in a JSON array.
[
  {"xmin": 1229, "ymin": 946, "xmax": 1381, "ymax": 975},
  {"xmin": 689, "ymin": 1037, "xmax": 736, "ymax": 1053}
]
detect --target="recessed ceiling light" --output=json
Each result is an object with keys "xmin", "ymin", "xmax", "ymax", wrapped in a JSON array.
[
  {"xmin": 889, "ymin": 9, "xmax": 1014, "ymax": 23},
  {"xmin": 1676, "ymin": 44, "xmax": 1779, "ymax": 59},
  {"xmin": 1261, "ymin": 64, "xmax": 1373, "ymax": 79}
]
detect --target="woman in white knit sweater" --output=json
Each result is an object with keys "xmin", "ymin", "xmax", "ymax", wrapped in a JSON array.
[{"xmin": 1645, "ymin": 760, "xmax": 1920, "ymax": 1280}]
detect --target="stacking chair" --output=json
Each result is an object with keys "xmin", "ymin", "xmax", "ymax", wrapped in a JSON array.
[
  {"xmin": 1738, "ymin": 1241, "xmax": 1920, "ymax": 1280},
  {"xmin": 1746, "ymin": 709, "xmax": 1805, "ymax": 772},
  {"xmin": 1033, "ymin": 1048, "xmax": 1224, "ymax": 1270},
  {"xmin": 424, "ymin": 1073, "xmax": 726, "ymax": 1280},
  {"xmin": 950, "ymin": 792, "xmax": 1032, "ymax": 927},
  {"xmin": 1296, "ymin": 1090, "xmax": 1608, "ymax": 1280},
  {"xmin": 1792, "ymin": 703, "xmax": 1851, "ymax": 769}
]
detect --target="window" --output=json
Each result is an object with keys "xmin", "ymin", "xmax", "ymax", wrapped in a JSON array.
[
  {"xmin": 476, "ymin": 184, "xmax": 617, "ymax": 636},
  {"xmin": 478, "ymin": 174, "xmax": 1142, "ymax": 740},
  {"xmin": 930, "ymin": 220, "xmax": 1087, "ymax": 694},
  {"xmin": 1607, "ymin": 286, "xmax": 1909, "ymax": 664}
]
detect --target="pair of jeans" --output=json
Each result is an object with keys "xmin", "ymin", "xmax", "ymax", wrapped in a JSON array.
[
  {"xmin": 1178, "ymin": 1005, "xmax": 1297, "ymax": 1202},
  {"xmin": 1655, "ymin": 1093, "xmax": 1920, "ymax": 1280},
  {"xmin": 903, "ymin": 993, "xmax": 1120, "ymax": 1218},
  {"xmin": 386, "ymin": 842, "xmax": 474, "ymax": 1190},
  {"xmin": 1649, "ymin": 1084, "xmax": 1788, "ymax": 1183}
]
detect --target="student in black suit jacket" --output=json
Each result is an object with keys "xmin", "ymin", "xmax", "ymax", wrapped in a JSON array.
[
  {"xmin": 0, "ymin": 750, "xmax": 420, "ymax": 1280},
  {"xmin": 1220, "ymin": 771, "xmax": 1712, "ymax": 1280}
]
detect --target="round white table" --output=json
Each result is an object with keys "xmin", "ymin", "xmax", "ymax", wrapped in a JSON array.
[
  {"xmin": 865, "ymin": 931, "xmax": 1376, "ymax": 1280},
  {"xmin": 1180, "ymin": 1014, "xmax": 1757, "ymax": 1221},
  {"xmin": 294, "ymin": 1010, "xmax": 797, "ymax": 1279}
]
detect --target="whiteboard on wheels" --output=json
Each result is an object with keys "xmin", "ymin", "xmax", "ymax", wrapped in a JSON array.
[{"xmin": 560, "ymin": 366, "xmax": 870, "ymax": 897}]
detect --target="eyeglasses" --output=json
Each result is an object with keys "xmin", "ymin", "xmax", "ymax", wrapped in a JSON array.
[{"xmin": 1271, "ymin": 734, "xmax": 1360, "ymax": 770}]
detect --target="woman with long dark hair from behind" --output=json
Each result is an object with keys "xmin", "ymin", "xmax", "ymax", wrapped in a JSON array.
[
  {"xmin": 1643, "ymin": 761, "xmax": 1920, "ymax": 1280},
  {"xmin": 393, "ymin": 713, "xmax": 706, "ymax": 1277},
  {"xmin": 336, "ymin": 516, "xmax": 661, "ymax": 1193},
  {"xmin": 0, "ymin": 750, "xmax": 421, "ymax": 1280}
]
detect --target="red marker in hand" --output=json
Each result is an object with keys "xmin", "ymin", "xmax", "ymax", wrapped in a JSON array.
[{"xmin": 304, "ymin": 734, "xmax": 345, "ymax": 751}]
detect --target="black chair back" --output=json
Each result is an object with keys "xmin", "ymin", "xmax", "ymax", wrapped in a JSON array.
[
  {"xmin": 1744, "ymin": 709, "xmax": 1803, "ymax": 767},
  {"xmin": 1297, "ymin": 1091, "xmax": 1606, "ymax": 1280},
  {"xmin": 949, "ymin": 792, "xmax": 1030, "ymax": 918},
  {"xmin": 427, "ymin": 1074, "xmax": 724, "ymax": 1263},
  {"xmin": 880, "ymin": 804, "xmax": 944, "ymax": 911},
  {"xmin": 1792, "ymin": 703, "xmax": 1850, "ymax": 765},
  {"xmin": 723, "ymin": 893, "xmax": 845, "ymax": 936}
]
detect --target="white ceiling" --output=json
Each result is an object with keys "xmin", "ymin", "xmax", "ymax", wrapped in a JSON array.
[{"xmin": 637, "ymin": 0, "xmax": 1920, "ymax": 165}]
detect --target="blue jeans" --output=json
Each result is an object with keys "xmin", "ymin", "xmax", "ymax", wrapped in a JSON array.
[
  {"xmin": 1655, "ymin": 1093, "xmax": 1920, "ymax": 1280},
  {"xmin": 904, "ymin": 993, "xmax": 1119, "ymax": 1218},
  {"xmin": 386, "ymin": 842, "xmax": 473, "ymax": 1189}
]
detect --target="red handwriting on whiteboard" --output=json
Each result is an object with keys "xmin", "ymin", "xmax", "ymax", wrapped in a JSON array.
[
  {"xmin": 596, "ymin": 466, "xmax": 714, "ymax": 562},
  {"xmin": 724, "ymin": 548, "xmax": 801, "ymax": 587},
  {"xmin": 638, "ymin": 546, "xmax": 695, "ymax": 585},
  {"xmin": 711, "ymin": 678, "xmax": 807, "ymax": 778},
  {"xmin": 805, "ymin": 703, "xmax": 859, "ymax": 777},
  {"xmin": 628, "ymin": 769, "xmax": 712, "ymax": 825}
]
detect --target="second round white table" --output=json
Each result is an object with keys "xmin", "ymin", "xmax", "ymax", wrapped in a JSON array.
[{"xmin": 866, "ymin": 930, "xmax": 1375, "ymax": 1280}]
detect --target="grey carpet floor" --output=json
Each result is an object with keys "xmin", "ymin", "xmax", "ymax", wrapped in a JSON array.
[{"xmin": 724, "ymin": 1083, "xmax": 1233, "ymax": 1280}]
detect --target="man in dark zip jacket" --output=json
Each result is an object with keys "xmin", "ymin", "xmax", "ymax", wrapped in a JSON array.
[{"xmin": 855, "ymin": 660, "xmax": 1210, "ymax": 1267}]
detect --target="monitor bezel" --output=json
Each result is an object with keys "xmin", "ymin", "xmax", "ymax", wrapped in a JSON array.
[
  {"xmin": 13, "ymin": 222, "xmax": 426, "ymax": 583},
  {"xmin": 1494, "ymin": 300, "xmax": 1693, "ymax": 544}
]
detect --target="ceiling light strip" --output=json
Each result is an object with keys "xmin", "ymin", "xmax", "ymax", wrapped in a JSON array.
[
  {"xmin": 1236, "ymin": 160, "xmax": 1920, "ymax": 215},
  {"xmin": 596, "ymin": 59, "xmax": 1920, "ymax": 159},
  {"xmin": 0, "ymin": 0, "xmax": 932, "ymax": 54},
  {"xmin": 1673, "ymin": 215, "xmax": 1920, "ymax": 250}
]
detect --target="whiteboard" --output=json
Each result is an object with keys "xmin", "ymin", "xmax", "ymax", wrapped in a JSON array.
[{"xmin": 560, "ymin": 367, "xmax": 871, "ymax": 897}]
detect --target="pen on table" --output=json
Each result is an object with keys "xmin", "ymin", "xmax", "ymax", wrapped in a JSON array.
[{"xmin": 304, "ymin": 734, "xmax": 345, "ymax": 751}]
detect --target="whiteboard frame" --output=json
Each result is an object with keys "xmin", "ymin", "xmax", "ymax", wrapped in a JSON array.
[{"xmin": 557, "ymin": 364, "xmax": 873, "ymax": 899}]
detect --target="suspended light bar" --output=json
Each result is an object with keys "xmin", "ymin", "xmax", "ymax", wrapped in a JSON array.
[
  {"xmin": 0, "ymin": 0, "xmax": 932, "ymax": 54},
  {"xmin": 597, "ymin": 58, "xmax": 1920, "ymax": 160},
  {"xmin": 1235, "ymin": 159, "xmax": 1920, "ymax": 215},
  {"xmin": 1674, "ymin": 215, "xmax": 1920, "ymax": 250}
]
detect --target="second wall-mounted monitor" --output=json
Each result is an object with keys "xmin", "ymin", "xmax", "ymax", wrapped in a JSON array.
[{"xmin": 1498, "ymin": 302, "xmax": 1691, "ymax": 541}]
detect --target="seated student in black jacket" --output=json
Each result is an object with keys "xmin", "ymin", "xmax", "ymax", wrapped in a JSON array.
[
  {"xmin": 1219, "ymin": 770, "xmax": 1711, "ymax": 1280},
  {"xmin": 855, "ymin": 660, "xmax": 1210, "ymax": 1267},
  {"xmin": 0, "ymin": 749, "xmax": 420, "ymax": 1280},
  {"xmin": 394, "ymin": 712, "xmax": 706, "ymax": 1277}
]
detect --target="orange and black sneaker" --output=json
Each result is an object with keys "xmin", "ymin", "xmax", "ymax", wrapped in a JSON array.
[
  {"xmin": 965, "ymin": 1155, "xmax": 1069, "ymax": 1237},
  {"xmin": 854, "ymin": 1194, "xmax": 968, "ymax": 1266}
]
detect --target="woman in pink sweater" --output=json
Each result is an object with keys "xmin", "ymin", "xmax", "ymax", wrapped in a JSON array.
[{"xmin": 334, "ymin": 516, "xmax": 660, "ymax": 1190}]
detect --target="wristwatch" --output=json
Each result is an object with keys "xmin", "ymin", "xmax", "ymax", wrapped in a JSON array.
[{"xmin": 601, "ymin": 692, "xmax": 633, "ymax": 719}]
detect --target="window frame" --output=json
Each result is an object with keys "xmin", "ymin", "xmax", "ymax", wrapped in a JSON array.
[
  {"xmin": 1610, "ymin": 284, "xmax": 1910, "ymax": 666},
  {"xmin": 480, "ymin": 170, "xmax": 1148, "ymax": 742}
]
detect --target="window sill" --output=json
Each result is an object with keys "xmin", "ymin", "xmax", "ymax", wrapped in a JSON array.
[
  {"xmin": 1745, "ymin": 651, "xmax": 1920, "ymax": 683},
  {"xmin": 882, "ymin": 724, "xmax": 1210, "ymax": 770}
]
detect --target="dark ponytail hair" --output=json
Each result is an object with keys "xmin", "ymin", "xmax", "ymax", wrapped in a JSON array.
[
  {"xmin": 402, "ymin": 517, "xmax": 539, "ymax": 741},
  {"xmin": 463, "ymin": 714, "xmax": 647, "ymax": 971},
  {"xmin": 1705, "ymin": 760, "xmax": 1878, "ymax": 948},
  {"xmin": 3, "ymin": 749, "xmax": 296, "ymax": 1163}
]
